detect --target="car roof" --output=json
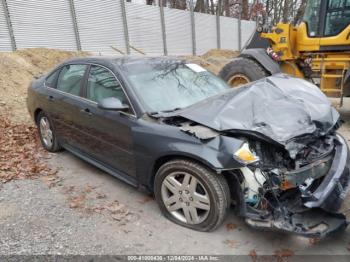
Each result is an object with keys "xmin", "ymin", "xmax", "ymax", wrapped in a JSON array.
[{"xmin": 62, "ymin": 56, "xmax": 185, "ymax": 68}]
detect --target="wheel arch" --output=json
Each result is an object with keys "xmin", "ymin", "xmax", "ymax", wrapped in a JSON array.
[
  {"xmin": 34, "ymin": 108, "xmax": 43, "ymax": 125},
  {"xmin": 149, "ymin": 154, "xmax": 221, "ymax": 191}
]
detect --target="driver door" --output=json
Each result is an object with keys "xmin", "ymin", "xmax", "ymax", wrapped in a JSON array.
[{"xmin": 77, "ymin": 64, "xmax": 137, "ymax": 178}]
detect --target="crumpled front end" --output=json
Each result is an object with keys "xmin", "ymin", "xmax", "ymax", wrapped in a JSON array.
[
  {"xmin": 238, "ymin": 134, "xmax": 350, "ymax": 238},
  {"xmin": 154, "ymin": 74, "xmax": 349, "ymax": 237}
]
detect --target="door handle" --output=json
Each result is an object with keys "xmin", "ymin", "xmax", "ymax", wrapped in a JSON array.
[
  {"xmin": 80, "ymin": 108, "xmax": 93, "ymax": 117},
  {"xmin": 47, "ymin": 95, "xmax": 55, "ymax": 102}
]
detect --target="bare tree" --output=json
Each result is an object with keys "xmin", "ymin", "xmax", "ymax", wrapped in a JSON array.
[
  {"xmin": 209, "ymin": 0, "xmax": 215, "ymax": 14},
  {"xmin": 194, "ymin": 0, "xmax": 206, "ymax": 13},
  {"xmin": 242, "ymin": 0, "xmax": 249, "ymax": 20},
  {"xmin": 282, "ymin": 0, "xmax": 291, "ymax": 22},
  {"xmin": 293, "ymin": 0, "xmax": 307, "ymax": 24},
  {"xmin": 169, "ymin": 0, "xmax": 187, "ymax": 10}
]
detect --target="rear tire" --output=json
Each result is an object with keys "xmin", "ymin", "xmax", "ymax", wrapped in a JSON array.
[
  {"xmin": 154, "ymin": 159, "xmax": 230, "ymax": 232},
  {"xmin": 219, "ymin": 57, "xmax": 268, "ymax": 87},
  {"xmin": 37, "ymin": 111, "xmax": 61, "ymax": 152}
]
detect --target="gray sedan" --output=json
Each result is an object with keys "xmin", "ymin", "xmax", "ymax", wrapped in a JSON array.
[{"xmin": 27, "ymin": 57, "xmax": 350, "ymax": 237}]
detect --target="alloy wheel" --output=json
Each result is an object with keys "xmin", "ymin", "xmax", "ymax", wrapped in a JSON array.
[
  {"xmin": 161, "ymin": 172, "xmax": 211, "ymax": 225},
  {"xmin": 39, "ymin": 116, "xmax": 53, "ymax": 149}
]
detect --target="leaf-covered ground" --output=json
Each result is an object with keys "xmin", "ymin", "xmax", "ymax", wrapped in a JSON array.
[{"xmin": 0, "ymin": 115, "xmax": 56, "ymax": 183}]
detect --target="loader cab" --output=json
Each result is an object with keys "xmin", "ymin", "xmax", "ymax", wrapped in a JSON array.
[{"xmin": 297, "ymin": 0, "xmax": 350, "ymax": 52}]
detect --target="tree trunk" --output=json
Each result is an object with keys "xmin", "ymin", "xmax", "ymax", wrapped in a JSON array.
[
  {"xmin": 210, "ymin": 0, "xmax": 215, "ymax": 14},
  {"xmin": 194, "ymin": 0, "xmax": 206, "ymax": 13},
  {"xmin": 282, "ymin": 0, "xmax": 291, "ymax": 23},
  {"xmin": 294, "ymin": 0, "xmax": 307, "ymax": 24},
  {"xmin": 205, "ymin": 0, "xmax": 209, "ymax": 13},
  {"xmin": 221, "ymin": 0, "xmax": 229, "ymax": 17},
  {"xmin": 171, "ymin": 0, "xmax": 186, "ymax": 10},
  {"xmin": 146, "ymin": 0, "xmax": 154, "ymax": 5},
  {"xmin": 242, "ymin": 0, "xmax": 249, "ymax": 20}
]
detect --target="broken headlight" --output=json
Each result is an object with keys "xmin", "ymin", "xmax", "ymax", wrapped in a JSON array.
[{"xmin": 234, "ymin": 143, "xmax": 259, "ymax": 164}]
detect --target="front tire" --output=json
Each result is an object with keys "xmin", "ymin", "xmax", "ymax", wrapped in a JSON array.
[
  {"xmin": 219, "ymin": 57, "xmax": 268, "ymax": 87},
  {"xmin": 37, "ymin": 111, "xmax": 61, "ymax": 152},
  {"xmin": 154, "ymin": 159, "xmax": 230, "ymax": 232}
]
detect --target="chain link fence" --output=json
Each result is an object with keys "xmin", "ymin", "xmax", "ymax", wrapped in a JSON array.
[{"xmin": 0, "ymin": 0, "xmax": 256, "ymax": 55}]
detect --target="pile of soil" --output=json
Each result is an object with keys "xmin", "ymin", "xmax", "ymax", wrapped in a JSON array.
[
  {"xmin": 0, "ymin": 48, "xmax": 88, "ymax": 125},
  {"xmin": 182, "ymin": 49, "xmax": 238, "ymax": 74}
]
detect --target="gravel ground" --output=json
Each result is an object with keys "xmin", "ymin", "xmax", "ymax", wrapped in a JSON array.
[{"xmin": 1, "ymin": 100, "xmax": 350, "ymax": 257}]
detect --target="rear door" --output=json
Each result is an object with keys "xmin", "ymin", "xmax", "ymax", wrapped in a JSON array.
[
  {"xmin": 45, "ymin": 64, "xmax": 89, "ymax": 149},
  {"xmin": 76, "ymin": 64, "xmax": 137, "ymax": 178}
]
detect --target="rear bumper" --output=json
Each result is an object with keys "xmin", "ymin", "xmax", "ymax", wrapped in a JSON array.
[{"xmin": 302, "ymin": 134, "xmax": 350, "ymax": 212}]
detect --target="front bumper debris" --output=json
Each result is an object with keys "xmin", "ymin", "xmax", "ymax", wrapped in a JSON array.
[
  {"xmin": 302, "ymin": 134, "xmax": 350, "ymax": 212},
  {"xmin": 244, "ymin": 134, "xmax": 350, "ymax": 238}
]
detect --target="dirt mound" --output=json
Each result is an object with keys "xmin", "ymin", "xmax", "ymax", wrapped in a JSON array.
[
  {"xmin": 201, "ymin": 49, "xmax": 240, "ymax": 59},
  {"xmin": 0, "ymin": 48, "xmax": 88, "ymax": 125},
  {"xmin": 182, "ymin": 49, "xmax": 238, "ymax": 74}
]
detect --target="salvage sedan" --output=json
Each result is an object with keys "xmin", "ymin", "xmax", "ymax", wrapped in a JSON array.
[{"xmin": 27, "ymin": 57, "xmax": 350, "ymax": 237}]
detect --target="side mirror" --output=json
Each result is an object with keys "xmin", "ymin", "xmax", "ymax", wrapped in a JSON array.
[{"xmin": 97, "ymin": 97, "xmax": 129, "ymax": 112}]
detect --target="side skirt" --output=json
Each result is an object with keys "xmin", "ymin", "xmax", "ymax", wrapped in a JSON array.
[{"xmin": 62, "ymin": 143, "xmax": 139, "ymax": 188}]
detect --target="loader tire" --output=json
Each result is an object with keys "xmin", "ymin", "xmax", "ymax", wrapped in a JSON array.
[{"xmin": 219, "ymin": 57, "xmax": 268, "ymax": 87}]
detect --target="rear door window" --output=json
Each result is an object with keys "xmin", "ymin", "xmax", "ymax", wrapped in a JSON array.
[
  {"xmin": 56, "ymin": 64, "xmax": 87, "ymax": 96},
  {"xmin": 45, "ymin": 69, "xmax": 60, "ymax": 88}
]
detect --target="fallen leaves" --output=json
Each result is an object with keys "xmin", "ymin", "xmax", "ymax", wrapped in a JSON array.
[
  {"xmin": 68, "ymin": 193, "xmax": 86, "ymax": 209},
  {"xmin": 226, "ymin": 222, "xmax": 237, "ymax": 231},
  {"xmin": 0, "ymin": 115, "xmax": 57, "ymax": 183},
  {"xmin": 223, "ymin": 239, "xmax": 236, "ymax": 248},
  {"xmin": 249, "ymin": 249, "xmax": 257, "ymax": 262},
  {"xmin": 137, "ymin": 195, "xmax": 153, "ymax": 204},
  {"xmin": 309, "ymin": 237, "xmax": 321, "ymax": 245},
  {"xmin": 63, "ymin": 184, "xmax": 138, "ymax": 225},
  {"xmin": 274, "ymin": 248, "xmax": 294, "ymax": 262}
]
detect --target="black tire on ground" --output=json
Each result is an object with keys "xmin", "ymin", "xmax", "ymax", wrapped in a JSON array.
[
  {"xmin": 219, "ymin": 57, "xmax": 268, "ymax": 86},
  {"xmin": 36, "ymin": 111, "xmax": 62, "ymax": 152},
  {"xmin": 154, "ymin": 159, "xmax": 231, "ymax": 232}
]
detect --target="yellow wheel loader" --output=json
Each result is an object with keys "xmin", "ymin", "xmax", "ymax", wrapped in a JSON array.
[{"xmin": 219, "ymin": 0, "xmax": 350, "ymax": 106}]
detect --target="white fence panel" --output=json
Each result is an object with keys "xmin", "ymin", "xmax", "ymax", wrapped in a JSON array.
[
  {"xmin": 220, "ymin": 16, "xmax": 238, "ymax": 50},
  {"xmin": 6, "ymin": 0, "xmax": 76, "ymax": 50},
  {"xmin": 164, "ymin": 7, "xmax": 192, "ymax": 55},
  {"xmin": 126, "ymin": 3, "xmax": 163, "ymax": 56},
  {"xmin": 0, "ymin": 2, "xmax": 12, "ymax": 51},
  {"xmin": 195, "ymin": 12, "xmax": 217, "ymax": 55},
  {"xmin": 1, "ymin": 1, "xmax": 256, "ymax": 55},
  {"xmin": 74, "ymin": 0, "xmax": 126, "ymax": 55},
  {"xmin": 242, "ymin": 20, "xmax": 256, "ymax": 47}
]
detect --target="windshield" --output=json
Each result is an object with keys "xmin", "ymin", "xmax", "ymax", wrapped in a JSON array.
[{"xmin": 123, "ymin": 61, "xmax": 230, "ymax": 113}]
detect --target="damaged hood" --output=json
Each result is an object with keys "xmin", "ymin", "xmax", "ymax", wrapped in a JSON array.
[{"xmin": 158, "ymin": 74, "xmax": 340, "ymax": 154}]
